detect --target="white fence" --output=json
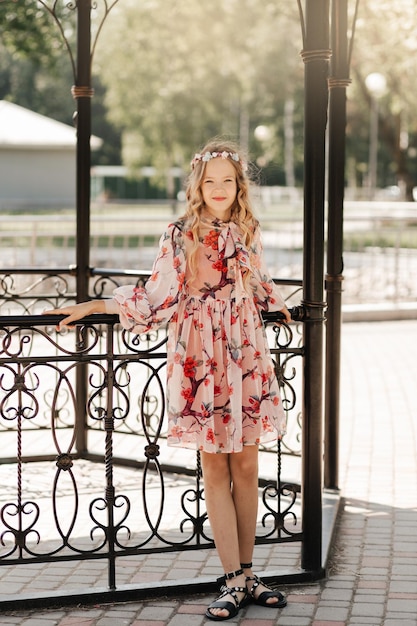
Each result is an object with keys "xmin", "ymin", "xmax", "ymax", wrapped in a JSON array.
[{"xmin": 1, "ymin": 202, "xmax": 417, "ymax": 306}]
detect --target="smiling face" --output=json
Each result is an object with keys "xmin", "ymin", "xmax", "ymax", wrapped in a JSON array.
[{"xmin": 201, "ymin": 157, "xmax": 238, "ymax": 221}]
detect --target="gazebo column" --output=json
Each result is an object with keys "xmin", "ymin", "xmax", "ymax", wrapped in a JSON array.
[
  {"xmin": 72, "ymin": 0, "xmax": 94, "ymax": 454},
  {"xmin": 325, "ymin": 0, "xmax": 351, "ymax": 490},
  {"xmin": 300, "ymin": 0, "xmax": 331, "ymax": 573}
]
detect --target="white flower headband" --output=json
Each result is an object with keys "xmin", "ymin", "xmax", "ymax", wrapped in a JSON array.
[{"xmin": 191, "ymin": 150, "xmax": 248, "ymax": 171}]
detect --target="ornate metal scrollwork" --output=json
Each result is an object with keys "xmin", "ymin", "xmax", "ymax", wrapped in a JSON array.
[
  {"xmin": 55, "ymin": 453, "xmax": 74, "ymax": 470},
  {"xmin": 260, "ymin": 482, "xmax": 299, "ymax": 539},
  {"xmin": 0, "ymin": 282, "xmax": 303, "ymax": 575},
  {"xmin": 144, "ymin": 443, "xmax": 160, "ymax": 460},
  {"xmin": 1, "ymin": 501, "xmax": 41, "ymax": 558}
]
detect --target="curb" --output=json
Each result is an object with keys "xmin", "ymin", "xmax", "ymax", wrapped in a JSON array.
[{"xmin": 342, "ymin": 302, "xmax": 417, "ymax": 322}]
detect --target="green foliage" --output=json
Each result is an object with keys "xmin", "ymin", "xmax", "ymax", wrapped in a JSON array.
[
  {"xmin": 347, "ymin": 0, "xmax": 417, "ymax": 197},
  {"xmin": 3, "ymin": 0, "xmax": 417, "ymax": 196},
  {"xmin": 1, "ymin": 0, "xmax": 71, "ymax": 68},
  {"xmin": 91, "ymin": 78, "xmax": 122, "ymax": 165},
  {"xmin": 0, "ymin": 44, "xmax": 75, "ymax": 123},
  {"xmin": 0, "ymin": 0, "xmax": 121, "ymax": 164},
  {"xmin": 0, "ymin": 0, "xmax": 76, "ymax": 122},
  {"xmin": 94, "ymin": 0, "xmax": 304, "ymax": 177}
]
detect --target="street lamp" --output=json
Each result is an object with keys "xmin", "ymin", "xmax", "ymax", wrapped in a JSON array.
[
  {"xmin": 365, "ymin": 72, "xmax": 387, "ymax": 198},
  {"xmin": 254, "ymin": 125, "xmax": 272, "ymax": 142},
  {"xmin": 254, "ymin": 125, "xmax": 272, "ymax": 168}
]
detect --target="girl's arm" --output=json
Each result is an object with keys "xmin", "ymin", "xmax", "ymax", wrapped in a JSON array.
[
  {"xmin": 249, "ymin": 226, "xmax": 292, "ymax": 323},
  {"xmin": 44, "ymin": 223, "xmax": 186, "ymax": 333},
  {"xmin": 43, "ymin": 299, "xmax": 107, "ymax": 330},
  {"xmin": 111, "ymin": 223, "xmax": 186, "ymax": 334}
]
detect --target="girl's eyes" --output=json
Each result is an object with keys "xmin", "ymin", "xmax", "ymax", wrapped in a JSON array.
[{"xmin": 203, "ymin": 178, "xmax": 235, "ymax": 184}]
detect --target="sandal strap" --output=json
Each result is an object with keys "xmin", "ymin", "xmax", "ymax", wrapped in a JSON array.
[
  {"xmin": 218, "ymin": 584, "xmax": 247, "ymax": 606},
  {"xmin": 240, "ymin": 562, "xmax": 252, "ymax": 569},
  {"xmin": 206, "ymin": 584, "xmax": 249, "ymax": 620},
  {"xmin": 246, "ymin": 574, "xmax": 272, "ymax": 595},
  {"xmin": 245, "ymin": 575, "xmax": 287, "ymax": 608},
  {"xmin": 217, "ymin": 567, "xmax": 243, "ymax": 585},
  {"xmin": 225, "ymin": 567, "xmax": 243, "ymax": 579}
]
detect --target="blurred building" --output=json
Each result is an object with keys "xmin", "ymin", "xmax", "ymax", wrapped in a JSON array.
[{"xmin": 0, "ymin": 100, "xmax": 101, "ymax": 208}]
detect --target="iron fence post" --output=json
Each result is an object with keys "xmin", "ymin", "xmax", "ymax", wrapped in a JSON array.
[
  {"xmin": 325, "ymin": 0, "xmax": 350, "ymax": 490},
  {"xmin": 301, "ymin": 0, "xmax": 330, "ymax": 573}
]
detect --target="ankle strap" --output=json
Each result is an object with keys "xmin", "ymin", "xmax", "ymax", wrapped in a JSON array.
[
  {"xmin": 224, "ymin": 568, "xmax": 244, "ymax": 580},
  {"xmin": 240, "ymin": 562, "xmax": 252, "ymax": 569}
]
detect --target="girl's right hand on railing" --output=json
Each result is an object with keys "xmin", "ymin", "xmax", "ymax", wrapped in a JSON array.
[{"xmin": 42, "ymin": 300, "xmax": 106, "ymax": 331}]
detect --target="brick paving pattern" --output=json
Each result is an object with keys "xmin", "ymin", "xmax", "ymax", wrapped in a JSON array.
[{"xmin": 0, "ymin": 320, "xmax": 416, "ymax": 626}]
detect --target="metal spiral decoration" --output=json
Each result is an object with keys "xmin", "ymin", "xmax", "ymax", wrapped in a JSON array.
[{"xmin": 0, "ymin": 283, "xmax": 303, "ymax": 590}]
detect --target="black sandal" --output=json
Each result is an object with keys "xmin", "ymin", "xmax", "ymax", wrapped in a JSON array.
[
  {"xmin": 241, "ymin": 562, "xmax": 287, "ymax": 608},
  {"xmin": 206, "ymin": 568, "xmax": 250, "ymax": 621}
]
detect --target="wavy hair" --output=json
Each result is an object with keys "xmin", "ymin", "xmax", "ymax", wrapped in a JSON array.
[{"xmin": 182, "ymin": 139, "xmax": 258, "ymax": 283}]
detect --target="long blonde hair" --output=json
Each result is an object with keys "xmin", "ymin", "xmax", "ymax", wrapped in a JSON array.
[{"xmin": 182, "ymin": 139, "xmax": 257, "ymax": 282}]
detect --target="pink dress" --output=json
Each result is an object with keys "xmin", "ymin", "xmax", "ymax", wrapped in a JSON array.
[{"xmin": 105, "ymin": 213, "xmax": 287, "ymax": 454}]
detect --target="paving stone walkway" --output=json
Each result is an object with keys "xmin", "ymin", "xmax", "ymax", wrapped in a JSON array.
[{"xmin": 1, "ymin": 320, "xmax": 416, "ymax": 626}]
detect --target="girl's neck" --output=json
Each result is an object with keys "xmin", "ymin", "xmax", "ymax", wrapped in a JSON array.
[{"xmin": 202, "ymin": 207, "xmax": 232, "ymax": 223}]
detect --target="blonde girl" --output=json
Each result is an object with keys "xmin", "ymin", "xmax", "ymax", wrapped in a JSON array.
[{"xmin": 45, "ymin": 139, "xmax": 290, "ymax": 620}]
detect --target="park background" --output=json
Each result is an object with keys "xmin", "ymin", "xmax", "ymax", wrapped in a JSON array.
[
  {"xmin": 0, "ymin": 2, "xmax": 417, "ymax": 625},
  {"xmin": 1, "ymin": 0, "xmax": 417, "ymax": 314}
]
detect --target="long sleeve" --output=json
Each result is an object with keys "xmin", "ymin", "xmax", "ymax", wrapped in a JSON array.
[
  {"xmin": 249, "ymin": 226, "xmax": 286, "ymax": 312},
  {"xmin": 105, "ymin": 223, "xmax": 186, "ymax": 334}
]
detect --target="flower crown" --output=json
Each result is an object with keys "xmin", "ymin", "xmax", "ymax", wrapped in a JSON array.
[{"xmin": 191, "ymin": 150, "xmax": 247, "ymax": 171}]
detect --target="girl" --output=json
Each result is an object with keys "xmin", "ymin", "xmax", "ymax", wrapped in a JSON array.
[{"xmin": 45, "ymin": 139, "xmax": 291, "ymax": 621}]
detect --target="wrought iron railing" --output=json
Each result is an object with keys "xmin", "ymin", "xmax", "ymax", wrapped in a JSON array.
[{"xmin": 0, "ymin": 267, "xmax": 304, "ymax": 606}]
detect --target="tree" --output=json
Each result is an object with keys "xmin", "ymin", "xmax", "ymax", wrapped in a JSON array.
[
  {"xmin": 1, "ymin": 0, "xmax": 70, "ymax": 68},
  {"xmin": 347, "ymin": 0, "xmax": 417, "ymax": 199},
  {"xmin": 0, "ymin": 0, "xmax": 75, "ymax": 122},
  {"xmin": 0, "ymin": 0, "xmax": 122, "ymax": 165},
  {"xmin": 3, "ymin": 0, "xmax": 417, "ymax": 197},
  {"xmin": 94, "ymin": 0, "xmax": 304, "ymax": 182}
]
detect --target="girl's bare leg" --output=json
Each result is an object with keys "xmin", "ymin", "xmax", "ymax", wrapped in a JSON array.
[
  {"xmin": 201, "ymin": 450, "xmax": 246, "ymax": 618},
  {"xmin": 201, "ymin": 446, "xmax": 259, "ymax": 618},
  {"xmin": 229, "ymin": 444, "xmax": 259, "ymax": 564},
  {"xmin": 230, "ymin": 446, "xmax": 282, "ymax": 605}
]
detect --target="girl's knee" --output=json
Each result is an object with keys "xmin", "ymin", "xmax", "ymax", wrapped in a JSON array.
[
  {"xmin": 230, "ymin": 447, "xmax": 258, "ymax": 482},
  {"xmin": 201, "ymin": 452, "xmax": 231, "ymax": 486}
]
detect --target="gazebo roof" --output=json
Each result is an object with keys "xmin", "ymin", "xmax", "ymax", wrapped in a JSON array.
[{"xmin": 0, "ymin": 100, "xmax": 101, "ymax": 150}]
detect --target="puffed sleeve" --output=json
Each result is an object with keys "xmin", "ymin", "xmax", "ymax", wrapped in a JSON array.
[
  {"xmin": 105, "ymin": 223, "xmax": 186, "ymax": 333},
  {"xmin": 249, "ymin": 225, "xmax": 286, "ymax": 312}
]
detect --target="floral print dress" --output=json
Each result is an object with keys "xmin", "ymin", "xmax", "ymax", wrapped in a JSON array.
[{"xmin": 105, "ymin": 212, "xmax": 287, "ymax": 454}]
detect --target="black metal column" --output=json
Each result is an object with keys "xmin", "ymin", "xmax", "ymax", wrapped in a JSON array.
[
  {"xmin": 73, "ymin": 0, "xmax": 93, "ymax": 303},
  {"xmin": 72, "ymin": 0, "xmax": 93, "ymax": 454},
  {"xmin": 324, "ymin": 0, "xmax": 350, "ymax": 490},
  {"xmin": 300, "ymin": 0, "xmax": 330, "ymax": 573}
]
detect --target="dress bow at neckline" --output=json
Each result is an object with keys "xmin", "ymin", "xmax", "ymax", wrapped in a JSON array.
[{"xmin": 217, "ymin": 222, "xmax": 251, "ymax": 271}]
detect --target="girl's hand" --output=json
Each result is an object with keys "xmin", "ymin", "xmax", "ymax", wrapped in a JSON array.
[
  {"xmin": 281, "ymin": 306, "xmax": 292, "ymax": 324},
  {"xmin": 43, "ymin": 300, "xmax": 106, "ymax": 330}
]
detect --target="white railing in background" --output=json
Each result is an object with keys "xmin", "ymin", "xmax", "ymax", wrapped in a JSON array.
[{"xmin": 1, "ymin": 201, "xmax": 416, "ymax": 305}]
